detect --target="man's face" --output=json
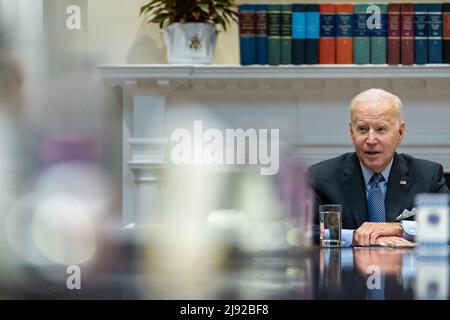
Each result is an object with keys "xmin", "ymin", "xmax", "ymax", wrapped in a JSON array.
[{"xmin": 350, "ymin": 100, "xmax": 405, "ymax": 173}]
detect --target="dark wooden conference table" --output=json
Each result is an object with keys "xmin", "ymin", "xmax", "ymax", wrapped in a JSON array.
[{"xmin": 1, "ymin": 235, "xmax": 448, "ymax": 300}]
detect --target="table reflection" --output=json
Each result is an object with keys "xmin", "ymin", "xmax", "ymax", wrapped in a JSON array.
[
  {"xmin": 416, "ymin": 254, "xmax": 449, "ymax": 300},
  {"xmin": 353, "ymin": 248, "xmax": 406, "ymax": 275},
  {"xmin": 319, "ymin": 248, "xmax": 341, "ymax": 292},
  {"xmin": 316, "ymin": 247, "xmax": 449, "ymax": 300},
  {"xmin": 1, "ymin": 237, "xmax": 449, "ymax": 299}
]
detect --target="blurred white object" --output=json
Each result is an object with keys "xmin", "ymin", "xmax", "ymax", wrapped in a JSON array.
[
  {"xmin": 0, "ymin": 109, "xmax": 16, "ymax": 204},
  {"xmin": 416, "ymin": 258, "xmax": 449, "ymax": 300},
  {"xmin": 5, "ymin": 193, "xmax": 48, "ymax": 266},
  {"xmin": 32, "ymin": 192, "xmax": 97, "ymax": 265},
  {"xmin": 415, "ymin": 193, "xmax": 449, "ymax": 248},
  {"xmin": 5, "ymin": 191, "xmax": 98, "ymax": 267},
  {"xmin": 35, "ymin": 161, "xmax": 112, "ymax": 220}
]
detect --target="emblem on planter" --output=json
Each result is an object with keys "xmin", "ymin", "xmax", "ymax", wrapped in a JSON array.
[{"xmin": 189, "ymin": 36, "xmax": 202, "ymax": 51}]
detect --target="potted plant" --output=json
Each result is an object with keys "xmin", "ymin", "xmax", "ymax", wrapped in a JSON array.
[{"xmin": 140, "ymin": 0, "xmax": 238, "ymax": 64}]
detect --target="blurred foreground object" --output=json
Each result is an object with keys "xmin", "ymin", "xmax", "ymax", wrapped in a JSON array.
[
  {"xmin": 416, "ymin": 193, "xmax": 449, "ymax": 255},
  {"xmin": 277, "ymin": 152, "xmax": 313, "ymax": 248},
  {"xmin": 0, "ymin": 32, "xmax": 24, "ymax": 113},
  {"xmin": 415, "ymin": 193, "xmax": 449, "ymax": 300}
]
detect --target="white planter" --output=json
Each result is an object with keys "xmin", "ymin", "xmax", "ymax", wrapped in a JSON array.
[{"xmin": 162, "ymin": 23, "xmax": 217, "ymax": 64}]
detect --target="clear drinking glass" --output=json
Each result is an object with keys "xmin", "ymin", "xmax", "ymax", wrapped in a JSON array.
[{"xmin": 319, "ymin": 204, "xmax": 342, "ymax": 247}]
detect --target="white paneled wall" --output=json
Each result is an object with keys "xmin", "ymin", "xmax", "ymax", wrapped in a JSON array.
[{"xmin": 99, "ymin": 65, "xmax": 450, "ymax": 223}]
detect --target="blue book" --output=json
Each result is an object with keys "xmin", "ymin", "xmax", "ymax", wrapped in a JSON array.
[
  {"xmin": 428, "ymin": 3, "xmax": 442, "ymax": 63},
  {"xmin": 255, "ymin": 4, "xmax": 268, "ymax": 65},
  {"xmin": 306, "ymin": 4, "xmax": 320, "ymax": 64},
  {"xmin": 239, "ymin": 4, "xmax": 256, "ymax": 65},
  {"xmin": 292, "ymin": 4, "xmax": 307, "ymax": 64},
  {"xmin": 414, "ymin": 3, "xmax": 428, "ymax": 64}
]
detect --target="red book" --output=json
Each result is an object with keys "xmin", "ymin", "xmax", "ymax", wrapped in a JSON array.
[
  {"xmin": 388, "ymin": 3, "xmax": 401, "ymax": 64},
  {"xmin": 319, "ymin": 4, "xmax": 336, "ymax": 64},
  {"xmin": 336, "ymin": 3, "xmax": 354, "ymax": 64},
  {"xmin": 400, "ymin": 3, "xmax": 414, "ymax": 65}
]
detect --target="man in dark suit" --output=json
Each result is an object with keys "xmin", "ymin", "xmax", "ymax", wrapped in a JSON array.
[{"xmin": 307, "ymin": 88, "xmax": 449, "ymax": 246}]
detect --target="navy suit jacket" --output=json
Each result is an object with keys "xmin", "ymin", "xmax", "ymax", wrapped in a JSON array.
[{"xmin": 307, "ymin": 152, "xmax": 449, "ymax": 242}]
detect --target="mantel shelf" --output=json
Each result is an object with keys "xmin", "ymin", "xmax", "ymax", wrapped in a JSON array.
[
  {"xmin": 98, "ymin": 64, "xmax": 450, "ymax": 92},
  {"xmin": 98, "ymin": 64, "xmax": 450, "ymax": 80}
]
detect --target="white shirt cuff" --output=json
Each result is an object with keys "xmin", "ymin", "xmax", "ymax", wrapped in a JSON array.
[
  {"xmin": 341, "ymin": 229, "xmax": 354, "ymax": 247},
  {"xmin": 401, "ymin": 220, "xmax": 417, "ymax": 242}
]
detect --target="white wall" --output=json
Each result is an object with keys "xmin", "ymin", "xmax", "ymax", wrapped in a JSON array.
[
  {"xmin": 86, "ymin": 0, "xmax": 441, "ymax": 65},
  {"xmin": 87, "ymin": 0, "xmax": 241, "ymax": 64}
]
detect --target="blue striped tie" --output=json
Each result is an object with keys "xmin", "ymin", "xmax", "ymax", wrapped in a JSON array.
[{"xmin": 368, "ymin": 173, "xmax": 386, "ymax": 222}]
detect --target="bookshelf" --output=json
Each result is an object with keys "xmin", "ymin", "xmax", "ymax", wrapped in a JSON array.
[{"xmin": 98, "ymin": 64, "xmax": 450, "ymax": 224}]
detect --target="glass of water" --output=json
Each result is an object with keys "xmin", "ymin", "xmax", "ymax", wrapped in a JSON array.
[{"xmin": 319, "ymin": 204, "xmax": 342, "ymax": 247}]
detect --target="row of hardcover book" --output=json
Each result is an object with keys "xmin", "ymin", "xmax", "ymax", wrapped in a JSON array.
[{"xmin": 239, "ymin": 3, "xmax": 450, "ymax": 65}]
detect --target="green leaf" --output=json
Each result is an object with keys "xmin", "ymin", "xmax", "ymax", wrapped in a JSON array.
[
  {"xmin": 139, "ymin": 0, "xmax": 238, "ymax": 29},
  {"xmin": 139, "ymin": 4, "xmax": 150, "ymax": 16},
  {"xmin": 198, "ymin": 3, "xmax": 210, "ymax": 15},
  {"xmin": 213, "ymin": 15, "xmax": 226, "ymax": 30}
]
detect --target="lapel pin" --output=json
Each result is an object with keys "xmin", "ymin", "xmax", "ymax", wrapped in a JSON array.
[{"xmin": 400, "ymin": 180, "xmax": 407, "ymax": 185}]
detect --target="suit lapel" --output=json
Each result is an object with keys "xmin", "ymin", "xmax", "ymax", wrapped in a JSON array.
[
  {"xmin": 385, "ymin": 153, "xmax": 412, "ymax": 222},
  {"xmin": 342, "ymin": 153, "xmax": 368, "ymax": 227}
]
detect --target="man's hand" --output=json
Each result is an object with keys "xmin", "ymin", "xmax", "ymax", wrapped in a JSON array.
[
  {"xmin": 375, "ymin": 236, "xmax": 415, "ymax": 247},
  {"xmin": 353, "ymin": 222, "xmax": 403, "ymax": 246}
]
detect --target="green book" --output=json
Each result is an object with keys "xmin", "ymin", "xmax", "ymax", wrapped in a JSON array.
[
  {"xmin": 267, "ymin": 4, "xmax": 281, "ymax": 65},
  {"xmin": 280, "ymin": 4, "xmax": 292, "ymax": 64},
  {"xmin": 370, "ymin": 3, "xmax": 387, "ymax": 64},
  {"xmin": 354, "ymin": 4, "xmax": 371, "ymax": 64}
]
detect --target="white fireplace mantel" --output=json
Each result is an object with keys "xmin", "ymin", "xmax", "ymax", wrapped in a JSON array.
[
  {"xmin": 98, "ymin": 64, "xmax": 450, "ymax": 79},
  {"xmin": 98, "ymin": 64, "xmax": 450, "ymax": 224},
  {"xmin": 98, "ymin": 64, "xmax": 450, "ymax": 93}
]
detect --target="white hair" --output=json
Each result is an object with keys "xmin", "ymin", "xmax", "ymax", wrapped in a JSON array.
[{"xmin": 349, "ymin": 88, "xmax": 404, "ymax": 124}]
